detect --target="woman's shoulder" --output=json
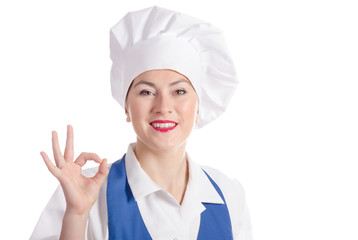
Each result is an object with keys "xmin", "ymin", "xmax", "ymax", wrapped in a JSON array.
[
  {"xmin": 200, "ymin": 164, "xmax": 248, "ymax": 213},
  {"xmin": 200, "ymin": 165, "xmax": 245, "ymax": 195},
  {"xmin": 200, "ymin": 165, "xmax": 252, "ymax": 239}
]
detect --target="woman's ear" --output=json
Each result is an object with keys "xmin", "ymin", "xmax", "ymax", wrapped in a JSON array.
[
  {"xmin": 125, "ymin": 108, "xmax": 131, "ymax": 122},
  {"xmin": 195, "ymin": 107, "xmax": 199, "ymax": 123}
]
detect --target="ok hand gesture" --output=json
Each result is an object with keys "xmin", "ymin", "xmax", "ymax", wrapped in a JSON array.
[{"xmin": 40, "ymin": 125, "xmax": 109, "ymax": 216}]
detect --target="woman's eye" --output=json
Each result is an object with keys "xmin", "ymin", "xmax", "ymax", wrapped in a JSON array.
[
  {"xmin": 174, "ymin": 89, "xmax": 186, "ymax": 95},
  {"xmin": 139, "ymin": 90, "xmax": 154, "ymax": 96}
]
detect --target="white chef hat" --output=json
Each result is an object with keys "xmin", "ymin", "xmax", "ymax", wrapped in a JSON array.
[{"xmin": 110, "ymin": 6, "xmax": 238, "ymax": 128}]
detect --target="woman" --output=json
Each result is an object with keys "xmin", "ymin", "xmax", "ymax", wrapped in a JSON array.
[{"xmin": 31, "ymin": 6, "xmax": 253, "ymax": 240}]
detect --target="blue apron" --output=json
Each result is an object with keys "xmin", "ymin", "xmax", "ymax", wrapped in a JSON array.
[{"xmin": 107, "ymin": 154, "xmax": 233, "ymax": 240}]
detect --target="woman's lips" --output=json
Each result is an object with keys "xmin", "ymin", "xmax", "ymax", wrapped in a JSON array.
[{"xmin": 150, "ymin": 120, "xmax": 178, "ymax": 132}]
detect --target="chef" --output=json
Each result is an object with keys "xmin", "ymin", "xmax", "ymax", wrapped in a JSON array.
[{"xmin": 30, "ymin": 6, "xmax": 253, "ymax": 240}]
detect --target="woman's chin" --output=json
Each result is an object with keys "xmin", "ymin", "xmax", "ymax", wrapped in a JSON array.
[{"xmin": 137, "ymin": 136, "xmax": 186, "ymax": 154}]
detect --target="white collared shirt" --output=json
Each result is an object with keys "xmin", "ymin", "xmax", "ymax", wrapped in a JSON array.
[{"xmin": 30, "ymin": 143, "xmax": 253, "ymax": 240}]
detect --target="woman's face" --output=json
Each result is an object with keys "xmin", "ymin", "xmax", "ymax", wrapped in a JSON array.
[{"xmin": 125, "ymin": 69, "xmax": 199, "ymax": 153}]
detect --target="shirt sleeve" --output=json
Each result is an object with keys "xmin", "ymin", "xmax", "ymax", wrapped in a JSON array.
[
  {"xmin": 29, "ymin": 185, "xmax": 66, "ymax": 240},
  {"xmin": 232, "ymin": 179, "xmax": 254, "ymax": 240}
]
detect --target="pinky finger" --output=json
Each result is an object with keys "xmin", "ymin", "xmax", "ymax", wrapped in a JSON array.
[{"xmin": 40, "ymin": 151, "xmax": 61, "ymax": 178}]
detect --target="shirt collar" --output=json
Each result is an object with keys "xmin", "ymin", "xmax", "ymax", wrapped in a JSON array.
[{"xmin": 125, "ymin": 143, "xmax": 224, "ymax": 205}]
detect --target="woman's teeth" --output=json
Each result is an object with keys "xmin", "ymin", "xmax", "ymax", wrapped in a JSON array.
[{"xmin": 151, "ymin": 123, "xmax": 176, "ymax": 129}]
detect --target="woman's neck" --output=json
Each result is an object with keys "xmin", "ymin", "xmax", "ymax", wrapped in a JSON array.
[{"xmin": 133, "ymin": 140, "xmax": 189, "ymax": 205}]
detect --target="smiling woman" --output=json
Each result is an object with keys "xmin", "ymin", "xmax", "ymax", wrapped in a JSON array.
[{"xmin": 30, "ymin": 6, "xmax": 253, "ymax": 240}]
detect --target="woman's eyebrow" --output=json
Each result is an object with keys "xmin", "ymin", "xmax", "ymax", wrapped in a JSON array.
[
  {"xmin": 169, "ymin": 79, "xmax": 191, "ymax": 86},
  {"xmin": 133, "ymin": 79, "xmax": 190, "ymax": 88},
  {"xmin": 133, "ymin": 80, "xmax": 155, "ymax": 88}
]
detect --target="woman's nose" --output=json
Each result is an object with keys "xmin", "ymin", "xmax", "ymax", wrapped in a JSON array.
[{"xmin": 153, "ymin": 93, "xmax": 173, "ymax": 114}]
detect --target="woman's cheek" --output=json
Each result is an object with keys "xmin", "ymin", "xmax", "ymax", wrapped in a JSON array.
[{"xmin": 179, "ymin": 98, "xmax": 199, "ymax": 120}]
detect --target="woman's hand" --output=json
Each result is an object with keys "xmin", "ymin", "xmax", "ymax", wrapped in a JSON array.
[{"xmin": 40, "ymin": 125, "xmax": 109, "ymax": 216}]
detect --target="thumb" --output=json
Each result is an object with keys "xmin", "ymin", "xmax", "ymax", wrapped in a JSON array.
[{"xmin": 92, "ymin": 159, "xmax": 109, "ymax": 186}]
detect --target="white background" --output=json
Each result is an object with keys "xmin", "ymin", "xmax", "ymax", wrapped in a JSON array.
[{"xmin": 0, "ymin": 0, "xmax": 357, "ymax": 239}]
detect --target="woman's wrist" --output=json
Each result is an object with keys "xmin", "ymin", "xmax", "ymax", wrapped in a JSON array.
[{"xmin": 59, "ymin": 209, "xmax": 90, "ymax": 240}]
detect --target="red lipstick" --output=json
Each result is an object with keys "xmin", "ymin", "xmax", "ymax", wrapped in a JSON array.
[{"xmin": 150, "ymin": 120, "xmax": 178, "ymax": 132}]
